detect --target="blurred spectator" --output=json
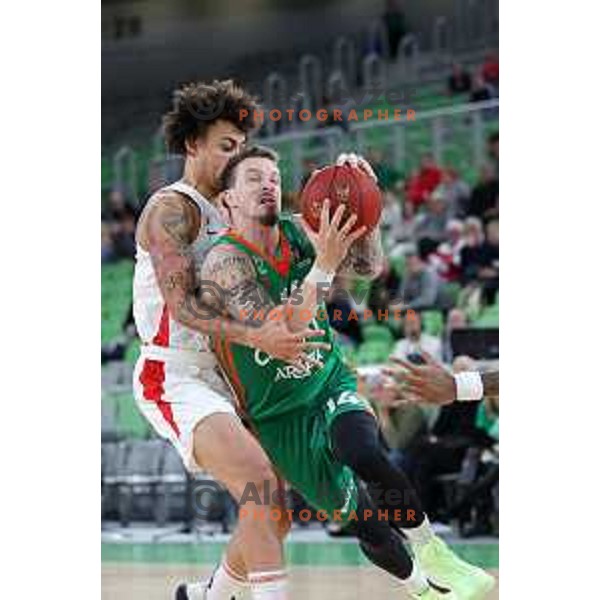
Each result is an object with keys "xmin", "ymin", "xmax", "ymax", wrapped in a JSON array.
[
  {"xmin": 467, "ymin": 164, "xmax": 499, "ymax": 222},
  {"xmin": 391, "ymin": 310, "xmax": 443, "ymax": 362},
  {"xmin": 398, "ymin": 250, "xmax": 444, "ymax": 311},
  {"xmin": 366, "ymin": 149, "xmax": 402, "ymax": 190},
  {"xmin": 476, "ymin": 392, "xmax": 499, "ymax": 441},
  {"xmin": 381, "ymin": 0, "xmax": 408, "ymax": 59},
  {"xmin": 442, "ymin": 308, "xmax": 468, "ymax": 362},
  {"xmin": 413, "ymin": 188, "xmax": 451, "ymax": 246},
  {"xmin": 400, "ymin": 356, "xmax": 492, "ymax": 516},
  {"xmin": 488, "ymin": 131, "xmax": 499, "ymax": 177},
  {"xmin": 459, "ymin": 219, "xmax": 499, "ymax": 305},
  {"xmin": 428, "ymin": 219, "xmax": 465, "ymax": 282},
  {"xmin": 399, "ymin": 197, "xmax": 417, "ymax": 241},
  {"xmin": 481, "ymin": 53, "xmax": 499, "ymax": 89},
  {"xmin": 405, "ymin": 154, "xmax": 444, "ymax": 209},
  {"xmin": 112, "ymin": 210, "xmax": 137, "ymax": 260},
  {"xmin": 103, "ymin": 188, "xmax": 137, "ymax": 223},
  {"xmin": 368, "ymin": 375, "xmax": 428, "ymax": 463},
  {"xmin": 477, "ymin": 219, "xmax": 499, "ymax": 305},
  {"xmin": 102, "ymin": 187, "xmax": 138, "ymax": 261},
  {"xmin": 447, "ymin": 63, "xmax": 472, "ymax": 95},
  {"xmin": 470, "ymin": 74, "xmax": 494, "ymax": 104},
  {"xmin": 380, "ymin": 191, "xmax": 404, "ymax": 250},
  {"xmin": 101, "ymin": 221, "xmax": 116, "ymax": 264},
  {"xmin": 300, "ymin": 158, "xmax": 320, "ymax": 189},
  {"xmin": 367, "ymin": 258, "xmax": 402, "ymax": 315},
  {"xmin": 436, "ymin": 168, "xmax": 471, "ymax": 218}
]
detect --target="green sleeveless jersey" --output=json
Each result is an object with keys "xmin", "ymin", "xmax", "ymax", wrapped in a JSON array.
[{"xmin": 212, "ymin": 216, "xmax": 356, "ymax": 423}]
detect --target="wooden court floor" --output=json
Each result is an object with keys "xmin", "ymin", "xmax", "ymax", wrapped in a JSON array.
[{"xmin": 102, "ymin": 563, "xmax": 499, "ymax": 599}]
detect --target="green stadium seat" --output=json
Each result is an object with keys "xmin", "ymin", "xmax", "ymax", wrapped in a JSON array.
[
  {"xmin": 110, "ymin": 391, "xmax": 151, "ymax": 439},
  {"xmin": 361, "ymin": 323, "xmax": 394, "ymax": 345},
  {"xmin": 421, "ymin": 310, "xmax": 444, "ymax": 336}
]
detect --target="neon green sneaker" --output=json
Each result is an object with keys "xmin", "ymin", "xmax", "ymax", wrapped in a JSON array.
[
  {"xmin": 410, "ymin": 585, "xmax": 458, "ymax": 599},
  {"xmin": 414, "ymin": 536, "xmax": 496, "ymax": 600}
]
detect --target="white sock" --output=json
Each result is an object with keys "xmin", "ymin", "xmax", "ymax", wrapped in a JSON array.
[
  {"xmin": 402, "ymin": 516, "xmax": 435, "ymax": 547},
  {"xmin": 248, "ymin": 570, "xmax": 288, "ymax": 600},
  {"xmin": 205, "ymin": 562, "xmax": 246, "ymax": 600},
  {"xmin": 401, "ymin": 562, "xmax": 429, "ymax": 596}
]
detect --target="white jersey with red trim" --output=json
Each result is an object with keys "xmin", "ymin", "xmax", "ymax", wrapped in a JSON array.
[{"xmin": 133, "ymin": 181, "xmax": 226, "ymax": 353}]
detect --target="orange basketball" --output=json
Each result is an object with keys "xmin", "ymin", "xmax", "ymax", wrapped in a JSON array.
[{"xmin": 301, "ymin": 163, "xmax": 382, "ymax": 234}]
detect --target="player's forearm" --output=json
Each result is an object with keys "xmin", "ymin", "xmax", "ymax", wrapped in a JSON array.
[
  {"xmin": 337, "ymin": 227, "xmax": 384, "ymax": 280},
  {"xmin": 170, "ymin": 298, "xmax": 262, "ymax": 349}
]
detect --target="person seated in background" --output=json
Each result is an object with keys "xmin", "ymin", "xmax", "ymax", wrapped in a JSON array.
[
  {"xmin": 367, "ymin": 257, "xmax": 402, "ymax": 317},
  {"xmin": 469, "ymin": 74, "xmax": 494, "ymax": 104},
  {"xmin": 101, "ymin": 221, "xmax": 116, "ymax": 264},
  {"xmin": 366, "ymin": 149, "xmax": 402, "ymax": 190},
  {"xmin": 427, "ymin": 219, "xmax": 464, "ymax": 283},
  {"xmin": 433, "ymin": 168, "xmax": 471, "ymax": 218},
  {"xmin": 391, "ymin": 310, "xmax": 443, "ymax": 363},
  {"xmin": 405, "ymin": 154, "xmax": 444, "ymax": 209},
  {"xmin": 365, "ymin": 367, "xmax": 429, "ymax": 471},
  {"xmin": 481, "ymin": 53, "xmax": 499, "ymax": 90},
  {"xmin": 487, "ymin": 131, "xmax": 499, "ymax": 177},
  {"xmin": 442, "ymin": 308, "xmax": 468, "ymax": 363},
  {"xmin": 447, "ymin": 63, "xmax": 472, "ymax": 95},
  {"xmin": 459, "ymin": 219, "xmax": 498, "ymax": 305},
  {"xmin": 398, "ymin": 248, "xmax": 446, "ymax": 311},
  {"xmin": 476, "ymin": 219, "xmax": 499, "ymax": 305},
  {"xmin": 379, "ymin": 191, "xmax": 404, "ymax": 250},
  {"xmin": 102, "ymin": 187, "xmax": 138, "ymax": 260},
  {"xmin": 400, "ymin": 356, "xmax": 494, "ymax": 518},
  {"xmin": 467, "ymin": 163, "xmax": 499, "ymax": 223},
  {"xmin": 413, "ymin": 187, "xmax": 452, "ymax": 247}
]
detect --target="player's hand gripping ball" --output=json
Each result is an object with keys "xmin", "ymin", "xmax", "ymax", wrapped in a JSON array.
[{"xmin": 301, "ymin": 159, "xmax": 383, "ymax": 235}]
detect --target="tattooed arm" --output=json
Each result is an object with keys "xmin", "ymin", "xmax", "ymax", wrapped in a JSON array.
[
  {"xmin": 144, "ymin": 192, "xmax": 324, "ymax": 362},
  {"xmin": 201, "ymin": 243, "xmax": 331, "ymax": 359},
  {"xmin": 200, "ymin": 244, "xmax": 276, "ymax": 324},
  {"xmin": 336, "ymin": 226, "xmax": 384, "ymax": 280}
]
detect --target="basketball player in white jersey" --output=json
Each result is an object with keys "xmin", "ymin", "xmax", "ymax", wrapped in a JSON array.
[{"xmin": 133, "ymin": 80, "xmax": 329, "ymax": 600}]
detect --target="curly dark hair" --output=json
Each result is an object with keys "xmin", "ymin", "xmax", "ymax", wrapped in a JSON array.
[
  {"xmin": 218, "ymin": 145, "xmax": 279, "ymax": 193},
  {"xmin": 162, "ymin": 80, "xmax": 260, "ymax": 154}
]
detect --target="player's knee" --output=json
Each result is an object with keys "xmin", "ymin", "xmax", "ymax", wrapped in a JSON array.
[
  {"xmin": 244, "ymin": 460, "xmax": 278, "ymax": 502},
  {"xmin": 271, "ymin": 507, "xmax": 292, "ymax": 540}
]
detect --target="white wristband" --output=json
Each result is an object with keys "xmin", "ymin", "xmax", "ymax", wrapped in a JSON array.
[
  {"xmin": 454, "ymin": 371, "xmax": 484, "ymax": 402},
  {"xmin": 306, "ymin": 265, "xmax": 335, "ymax": 288}
]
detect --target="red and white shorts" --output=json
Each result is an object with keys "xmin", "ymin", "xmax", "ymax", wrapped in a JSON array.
[{"xmin": 133, "ymin": 345, "xmax": 239, "ymax": 473}]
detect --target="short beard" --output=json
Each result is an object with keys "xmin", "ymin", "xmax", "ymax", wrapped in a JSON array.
[{"xmin": 258, "ymin": 212, "xmax": 279, "ymax": 227}]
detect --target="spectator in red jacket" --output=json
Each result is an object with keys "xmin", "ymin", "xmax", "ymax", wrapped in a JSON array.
[
  {"xmin": 481, "ymin": 53, "xmax": 499, "ymax": 88},
  {"xmin": 405, "ymin": 154, "xmax": 444, "ymax": 209}
]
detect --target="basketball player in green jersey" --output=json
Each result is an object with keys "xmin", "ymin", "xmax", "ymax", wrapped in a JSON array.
[{"xmin": 201, "ymin": 146, "xmax": 495, "ymax": 600}]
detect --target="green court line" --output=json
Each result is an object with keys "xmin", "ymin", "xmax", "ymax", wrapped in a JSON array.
[{"xmin": 102, "ymin": 541, "xmax": 498, "ymax": 569}]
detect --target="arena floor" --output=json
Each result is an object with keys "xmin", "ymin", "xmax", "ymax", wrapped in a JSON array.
[
  {"xmin": 102, "ymin": 529, "xmax": 499, "ymax": 599},
  {"xmin": 102, "ymin": 563, "xmax": 499, "ymax": 599}
]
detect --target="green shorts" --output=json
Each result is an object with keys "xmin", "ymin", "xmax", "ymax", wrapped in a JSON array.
[{"xmin": 253, "ymin": 382, "xmax": 375, "ymax": 522}]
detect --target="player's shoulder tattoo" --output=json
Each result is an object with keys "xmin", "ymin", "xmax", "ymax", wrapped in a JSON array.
[
  {"xmin": 150, "ymin": 191, "xmax": 201, "ymax": 246},
  {"xmin": 202, "ymin": 243, "xmax": 275, "ymax": 324}
]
